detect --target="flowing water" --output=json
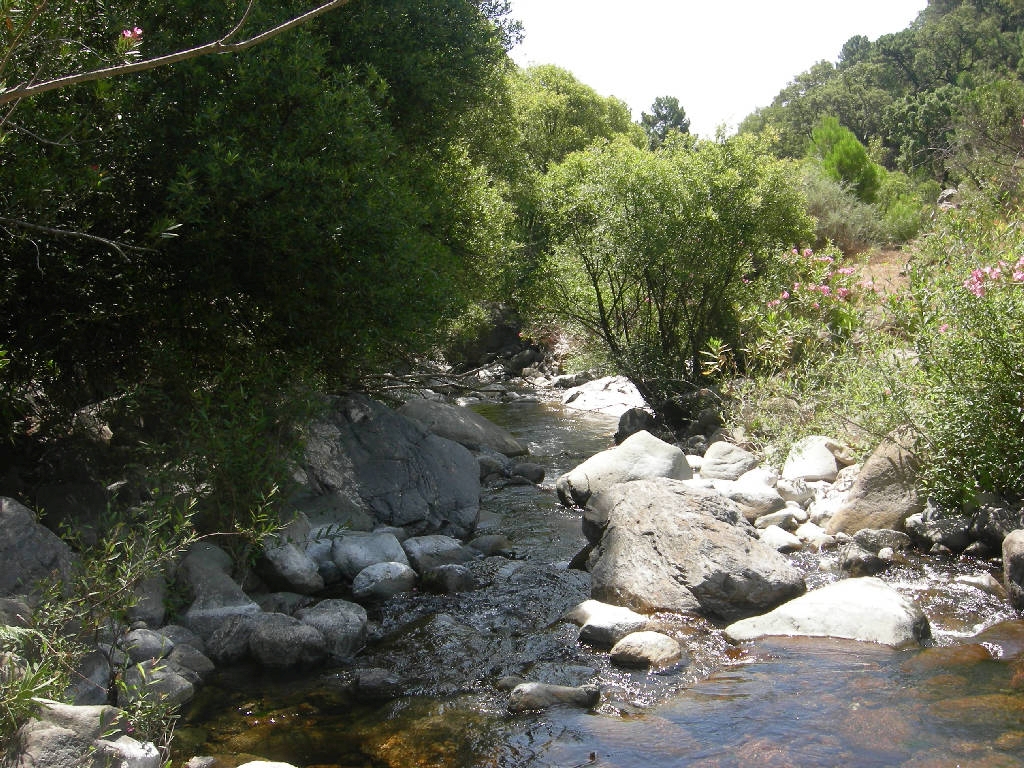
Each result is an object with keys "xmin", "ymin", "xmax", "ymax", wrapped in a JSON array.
[{"xmin": 173, "ymin": 398, "xmax": 1024, "ymax": 768}]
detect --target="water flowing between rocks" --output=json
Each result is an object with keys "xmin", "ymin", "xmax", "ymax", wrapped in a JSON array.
[{"xmin": 173, "ymin": 399, "xmax": 1024, "ymax": 768}]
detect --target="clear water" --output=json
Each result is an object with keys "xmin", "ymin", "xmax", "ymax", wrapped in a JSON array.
[{"xmin": 173, "ymin": 398, "xmax": 1024, "ymax": 768}]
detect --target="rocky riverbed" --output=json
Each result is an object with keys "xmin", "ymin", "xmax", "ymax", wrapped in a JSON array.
[{"xmin": 3, "ymin": 374, "xmax": 1024, "ymax": 768}]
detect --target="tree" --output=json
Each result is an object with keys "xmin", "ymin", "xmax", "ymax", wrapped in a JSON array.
[
  {"xmin": 540, "ymin": 133, "xmax": 811, "ymax": 420},
  {"xmin": 641, "ymin": 95, "xmax": 690, "ymax": 148},
  {"xmin": 808, "ymin": 116, "xmax": 882, "ymax": 202}
]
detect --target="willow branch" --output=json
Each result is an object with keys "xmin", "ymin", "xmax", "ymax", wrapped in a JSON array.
[{"xmin": 0, "ymin": 0, "xmax": 351, "ymax": 108}]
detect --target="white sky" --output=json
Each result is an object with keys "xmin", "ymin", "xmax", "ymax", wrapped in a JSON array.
[{"xmin": 508, "ymin": 0, "xmax": 927, "ymax": 138}]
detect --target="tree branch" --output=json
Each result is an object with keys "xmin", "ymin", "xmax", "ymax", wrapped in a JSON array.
[
  {"xmin": 0, "ymin": 215, "xmax": 157, "ymax": 260},
  {"xmin": 0, "ymin": 0, "xmax": 352, "ymax": 108}
]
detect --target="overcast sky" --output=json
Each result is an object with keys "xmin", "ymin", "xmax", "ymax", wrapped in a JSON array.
[{"xmin": 507, "ymin": 1, "xmax": 927, "ymax": 137}]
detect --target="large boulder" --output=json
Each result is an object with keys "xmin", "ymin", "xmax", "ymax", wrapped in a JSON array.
[
  {"xmin": 560, "ymin": 375, "xmax": 647, "ymax": 418},
  {"xmin": 0, "ymin": 498, "xmax": 76, "ymax": 597},
  {"xmin": 397, "ymin": 398, "xmax": 526, "ymax": 456},
  {"xmin": 247, "ymin": 613, "xmax": 328, "ymax": 670},
  {"xmin": 700, "ymin": 442, "xmax": 760, "ymax": 480},
  {"xmin": 179, "ymin": 542, "xmax": 261, "ymax": 640},
  {"xmin": 331, "ymin": 531, "xmax": 410, "ymax": 581},
  {"xmin": 1003, "ymin": 529, "xmax": 1024, "ymax": 611},
  {"xmin": 782, "ymin": 436, "xmax": 854, "ymax": 483},
  {"xmin": 564, "ymin": 599, "xmax": 649, "ymax": 647},
  {"xmin": 402, "ymin": 535, "xmax": 477, "ymax": 573},
  {"xmin": 295, "ymin": 599, "xmax": 367, "ymax": 660},
  {"xmin": 557, "ymin": 430, "xmax": 692, "ymax": 510},
  {"xmin": 295, "ymin": 395, "xmax": 480, "ymax": 538},
  {"xmin": 826, "ymin": 434, "xmax": 923, "ymax": 535},
  {"xmin": 586, "ymin": 478, "xmax": 805, "ymax": 621},
  {"xmin": 724, "ymin": 577, "xmax": 931, "ymax": 647}
]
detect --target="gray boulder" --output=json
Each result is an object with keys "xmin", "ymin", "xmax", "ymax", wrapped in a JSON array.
[
  {"xmin": 259, "ymin": 540, "xmax": 324, "ymax": 596},
  {"xmin": 397, "ymin": 398, "xmax": 527, "ymax": 456},
  {"xmin": 402, "ymin": 535, "xmax": 477, "ymax": 573},
  {"xmin": 700, "ymin": 442, "xmax": 760, "ymax": 480},
  {"xmin": 557, "ymin": 430, "xmax": 692, "ymax": 510},
  {"xmin": 421, "ymin": 564, "xmax": 476, "ymax": 593},
  {"xmin": 295, "ymin": 599, "xmax": 367, "ymax": 660},
  {"xmin": 126, "ymin": 574, "xmax": 167, "ymax": 627},
  {"xmin": 724, "ymin": 577, "xmax": 931, "ymax": 647},
  {"xmin": 119, "ymin": 659, "xmax": 196, "ymax": 707},
  {"xmin": 247, "ymin": 613, "xmax": 327, "ymax": 670},
  {"xmin": 587, "ymin": 478, "xmax": 805, "ymax": 620},
  {"xmin": 179, "ymin": 542, "xmax": 261, "ymax": 640},
  {"xmin": 351, "ymin": 562, "xmax": 418, "ymax": 602},
  {"xmin": 839, "ymin": 544, "xmax": 888, "ymax": 576},
  {"xmin": 296, "ymin": 395, "xmax": 480, "ymax": 538},
  {"xmin": 782, "ymin": 436, "xmax": 854, "ymax": 483},
  {"xmin": 609, "ymin": 631, "xmax": 685, "ymax": 669},
  {"xmin": 852, "ymin": 528, "xmax": 911, "ymax": 554},
  {"xmin": 826, "ymin": 434, "xmax": 922, "ymax": 535},
  {"xmin": 758, "ymin": 525, "xmax": 803, "ymax": 553},
  {"xmin": 564, "ymin": 599, "xmax": 649, "ymax": 647},
  {"xmin": 507, "ymin": 682, "xmax": 600, "ymax": 713},
  {"xmin": 205, "ymin": 615, "xmax": 256, "ymax": 665},
  {"xmin": 1003, "ymin": 529, "xmax": 1024, "ymax": 611},
  {"xmin": 122, "ymin": 628, "xmax": 174, "ymax": 664},
  {"xmin": 561, "ymin": 375, "xmax": 647, "ymax": 418},
  {"xmin": 906, "ymin": 513, "xmax": 973, "ymax": 553},
  {"xmin": 0, "ymin": 497, "xmax": 76, "ymax": 597},
  {"xmin": 614, "ymin": 407, "xmax": 658, "ymax": 444},
  {"xmin": 64, "ymin": 649, "xmax": 111, "ymax": 706},
  {"xmin": 332, "ymin": 531, "xmax": 409, "ymax": 580}
]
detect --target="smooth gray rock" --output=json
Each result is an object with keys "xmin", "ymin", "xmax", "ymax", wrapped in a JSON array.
[
  {"xmin": 248, "ymin": 613, "xmax": 327, "ymax": 670},
  {"xmin": 759, "ymin": 525, "xmax": 803, "ymax": 553},
  {"xmin": 119, "ymin": 659, "xmax": 196, "ymax": 707},
  {"xmin": 402, "ymin": 535, "xmax": 477, "ymax": 573},
  {"xmin": 906, "ymin": 513, "xmax": 973, "ymax": 553},
  {"xmin": 179, "ymin": 542, "xmax": 261, "ymax": 640},
  {"xmin": 609, "ymin": 631, "xmax": 685, "ymax": 669},
  {"xmin": 1003, "ymin": 529, "xmax": 1024, "ymax": 610},
  {"xmin": 701, "ymin": 442, "xmax": 760, "ymax": 480},
  {"xmin": 398, "ymin": 398, "xmax": 527, "ymax": 456},
  {"xmin": 724, "ymin": 577, "xmax": 931, "ymax": 647},
  {"xmin": 560, "ymin": 375, "xmax": 646, "ymax": 418},
  {"xmin": 777, "ymin": 477, "xmax": 815, "ymax": 506},
  {"xmin": 507, "ymin": 682, "xmax": 600, "ymax": 713},
  {"xmin": 615, "ymin": 407, "xmax": 658, "ymax": 444},
  {"xmin": 260, "ymin": 540, "xmax": 324, "ymax": 595},
  {"xmin": 126, "ymin": 574, "xmax": 167, "ymax": 627},
  {"xmin": 351, "ymin": 561, "xmax": 418, "ymax": 602},
  {"xmin": 782, "ymin": 436, "xmax": 854, "ymax": 483},
  {"xmin": 558, "ymin": 430, "xmax": 692, "ymax": 511},
  {"xmin": 795, "ymin": 522, "xmax": 836, "ymax": 550},
  {"xmin": 587, "ymin": 478, "xmax": 805, "ymax": 620},
  {"xmin": 827, "ymin": 434, "xmax": 922, "ymax": 534},
  {"xmin": 122, "ymin": 628, "xmax": 174, "ymax": 664},
  {"xmin": 852, "ymin": 529, "xmax": 912, "ymax": 554},
  {"xmin": 0, "ymin": 497, "xmax": 76, "ymax": 597},
  {"xmin": 295, "ymin": 395, "xmax": 480, "ymax": 538},
  {"xmin": 754, "ymin": 510, "xmax": 802, "ymax": 531},
  {"xmin": 421, "ymin": 564, "xmax": 476, "ymax": 593},
  {"xmin": 511, "ymin": 462, "xmax": 545, "ymax": 484},
  {"xmin": 839, "ymin": 544, "xmax": 888, "ymax": 576},
  {"xmin": 295, "ymin": 599, "xmax": 367, "ymax": 660},
  {"xmin": 565, "ymin": 599, "xmax": 649, "ymax": 647},
  {"xmin": 63, "ymin": 650, "xmax": 111, "ymax": 706},
  {"xmin": 205, "ymin": 614, "xmax": 256, "ymax": 665},
  {"xmin": 332, "ymin": 532, "xmax": 410, "ymax": 581},
  {"xmin": 166, "ymin": 644, "xmax": 215, "ymax": 681},
  {"xmin": 157, "ymin": 625, "xmax": 205, "ymax": 655}
]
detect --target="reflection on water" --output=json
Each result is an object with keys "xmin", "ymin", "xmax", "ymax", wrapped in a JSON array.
[{"xmin": 174, "ymin": 397, "xmax": 1024, "ymax": 768}]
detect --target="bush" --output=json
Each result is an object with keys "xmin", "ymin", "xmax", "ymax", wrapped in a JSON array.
[{"xmin": 802, "ymin": 164, "xmax": 885, "ymax": 253}]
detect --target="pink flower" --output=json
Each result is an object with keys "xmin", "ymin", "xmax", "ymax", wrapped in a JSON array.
[
  {"xmin": 767, "ymin": 299, "xmax": 781, "ymax": 308},
  {"xmin": 816, "ymin": 255, "xmax": 834, "ymax": 264},
  {"xmin": 819, "ymin": 285, "xmax": 831, "ymax": 296},
  {"xmin": 803, "ymin": 248, "xmax": 814, "ymax": 258},
  {"xmin": 964, "ymin": 270, "xmax": 986, "ymax": 297},
  {"xmin": 938, "ymin": 323, "xmax": 950, "ymax": 334},
  {"xmin": 837, "ymin": 266, "xmax": 856, "ymax": 275},
  {"xmin": 837, "ymin": 287, "xmax": 851, "ymax": 300},
  {"xmin": 1013, "ymin": 269, "xmax": 1024, "ymax": 282},
  {"xmin": 812, "ymin": 301, "xmax": 820, "ymax": 309},
  {"xmin": 780, "ymin": 290, "xmax": 790, "ymax": 300},
  {"xmin": 121, "ymin": 26, "xmax": 142, "ymax": 40},
  {"xmin": 792, "ymin": 248, "xmax": 799, "ymax": 255},
  {"xmin": 793, "ymin": 282, "xmax": 801, "ymax": 291}
]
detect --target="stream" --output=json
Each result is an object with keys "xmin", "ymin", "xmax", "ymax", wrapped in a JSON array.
[{"xmin": 173, "ymin": 398, "xmax": 1024, "ymax": 768}]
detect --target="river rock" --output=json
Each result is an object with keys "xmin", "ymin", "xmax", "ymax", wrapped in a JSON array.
[
  {"xmin": 351, "ymin": 561, "xmax": 418, "ymax": 601},
  {"xmin": 700, "ymin": 442, "xmax": 760, "ymax": 480},
  {"xmin": 398, "ymin": 398, "xmax": 527, "ymax": 457},
  {"xmin": 0, "ymin": 497, "xmax": 77, "ymax": 597},
  {"xmin": 6, "ymin": 701, "xmax": 161, "ymax": 768},
  {"xmin": 587, "ymin": 478, "xmax": 805, "ymax": 620},
  {"xmin": 402, "ymin": 535, "xmax": 477, "ymax": 573},
  {"xmin": 296, "ymin": 394, "xmax": 480, "ymax": 538},
  {"xmin": 970, "ymin": 504, "xmax": 1024, "ymax": 552},
  {"xmin": 759, "ymin": 525, "xmax": 803, "ymax": 553},
  {"xmin": 179, "ymin": 542, "xmax": 261, "ymax": 640},
  {"xmin": 295, "ymin": 599, "xmax": 367, "ymax": 660},
  {"xmin": 609, "ymin": 631, "xmax": 685, "ymax": 669},
  {"xmin": 906, "ymin": 513, "xmax": 973, "ymax": 554},
  {"xmin": 826, "ymin": 434, "xmax": 922, "ymax": 535},
  {"xmin": 511, "ymin": 462, "xmax": 545, "ymax": 484},
  {"xmin": 558, "ymin": 430, "xmax": 692, "ymax": 511},
  {"xmin": 1003, "ymin": 530, "xmax": 1024, "ymax": 611},
  {"xmin": 126, "ymin": 574, "xmax": 167, "ymax": 627},
  {"xmin": 259, "ymin": 540, "xmax": 324, "ymax": 596},
  {"xmin": 852, "ymin": 528, "xmax": 911, "ymax": 554},
  {"xmin": 205, "ymin": 615, "xmax": 256, "ymax": 665},
  {"xmin": 332, "ymin": 531, "xmax": 409, "ymax": 580},
  {"xmin": 565, "ymin": 599, "xmax": 649, "ymax": 647},
  {"xmin": 120, "ymin": 659, "xmax": 196, "ymax": 707},
  {"xmin": 122, "ymin": 628, "xmax": 174, "ymax": 664},
  {"xmin": 839, "ymin": 543, "xmax": 888, "ymax": 576},
  {"xmin": 782, "ymin": 436, "xmax": 853, "ymax": 483},
  {"xmin": 724, "ymin": 577, "xmax": 931, "ymax": 647},
  {"xmin": 64, "ymin": 649, "xmax": 111, "ymax": 706},
  {"xmin": 561, "ymin": 375, "xmax": 647, "ymax": 418},
  {"xmin": 507, "ymin": 682, "xmax": 601, "ymax": 713},
  {"xmin": 421, "ymin": 564, "xmax": 476, "ymax": 593},
  {"xmin": 248, "ymin": 613, "xmax": 327, "ymax": 670},
  {"xmin": 167, "ymin": 644, "xmax": 215, "ymax": 681},
  {"xmin": 794, "ymin": 522, "xmax": 835, "ymax": 550},
  {"xmin": 754, "ymin": 510, "xmax": 802, "ymax": 531},
  {"xmin": 615, "ymin": 407, "xmax": 658, "ymax": 444},
  {"xmin": 777, "ymin": 477, "xmax": 814, "ymax": 506}
]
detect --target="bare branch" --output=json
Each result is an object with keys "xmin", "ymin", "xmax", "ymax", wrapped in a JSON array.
[
  {"xmin": 0, "ymin": 0, "xmax": 351, "ymax": 108},
  {"xmin": 0, "ymin": 215, "xmax": 158, "ymax": 260}
]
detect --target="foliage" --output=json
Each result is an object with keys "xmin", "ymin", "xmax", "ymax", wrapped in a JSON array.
[
  {"xmin": 801, "ymin": 163, "xmax": 886, "ymax": 253},
  {"xmin": 540, "ymin": 132, "xmax": 811, "ymax": 420},
  {"xmin": 903, "ymin": 204, "xmax": 1024, "ymax": 506},
  {"xmin": 808, "ymin": 116, "xmax": 882, "ymax": 203},
  {"xmin": 641, "ymin": 95, "xmax": 690, "ymax": 149}
]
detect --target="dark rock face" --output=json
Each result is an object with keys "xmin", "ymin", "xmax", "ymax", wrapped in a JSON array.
[
  {"xmin": 297, "ymin": 395, "xmax": 481, "ymax": 538},
  {"xmin": 0, "ymin": 497, "xmax": 76, "ymax": 597},
  {"xmin": 587, "ymin": 479, "xmax": 806, "ymax": 621}
]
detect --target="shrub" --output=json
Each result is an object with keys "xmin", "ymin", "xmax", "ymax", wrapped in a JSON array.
[{"xmin": 802, "ymin": 164, "xmax": 885, "ymax": 253}]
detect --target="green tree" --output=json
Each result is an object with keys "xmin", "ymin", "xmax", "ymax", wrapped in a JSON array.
[
  {"xmin": 540, "ymin": 133, "xmax": 811, "ymax": 419},
  {"xmin": 641, "ymin": 95, "xmax": 690, "ymax": 149},
  {"xmin": 808, "ymin": 116, "xmax": 882, "ymax": 202}
]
